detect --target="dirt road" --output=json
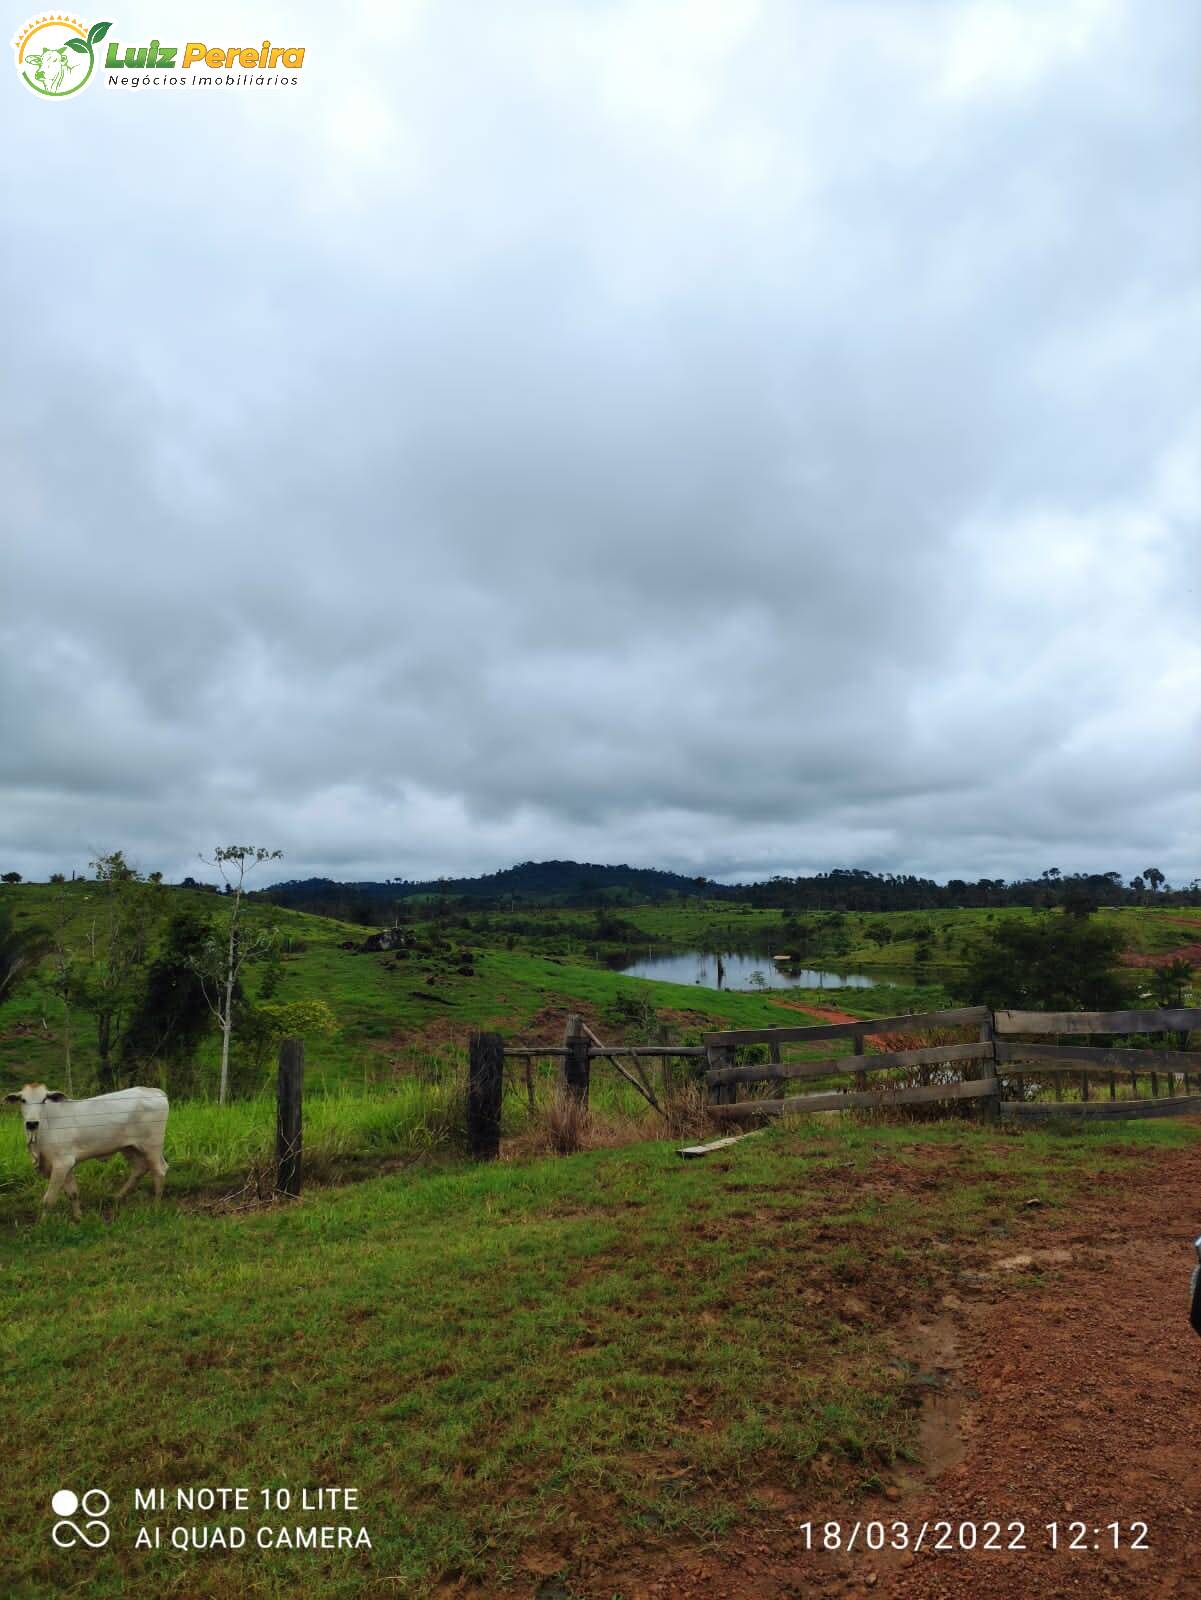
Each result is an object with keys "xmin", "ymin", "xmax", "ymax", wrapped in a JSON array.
[{"xmin": 586, "ymin": 1135, "xmax": 1201, "ymax": 1599}]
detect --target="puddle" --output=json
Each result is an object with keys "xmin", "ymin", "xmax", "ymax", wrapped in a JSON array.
[
  {"xmin": 992, "ymin": 1247, "xmax": 1073, "ymax": 1273},
  {"xmin": 891, "ymin": 1315, "xmax": 968, "ymax": 1491}
]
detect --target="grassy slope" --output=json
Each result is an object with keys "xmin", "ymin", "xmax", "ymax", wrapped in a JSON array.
[{"xmin": 2, "ymin": 1115, "xmax": 1195, "ymax": 1599}]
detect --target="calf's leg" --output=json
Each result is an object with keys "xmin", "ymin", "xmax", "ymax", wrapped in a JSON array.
[
  {"xmin": 41, "ymin": 1161, "xmax": 76, "ymax": 1219},
  {"xmin": 63, "ymin": 1169, "xmax": 83, "ymax": 1223},
  {"xmin": 115, "ymin": 1148, "xmax": 149, "ymax": 1200},
  {"xmin": 150, "ymin": 1152, "xmax": 169, "ymax": 1201}
]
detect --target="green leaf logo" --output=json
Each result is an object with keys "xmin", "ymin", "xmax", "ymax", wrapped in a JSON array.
[
  {"xmin": 64, "ymin": 37, "xmax": 89, "ymax": 53},
  {"xmin": 87, "ymin": 21, "xmax": 112, "ymax": 46}
]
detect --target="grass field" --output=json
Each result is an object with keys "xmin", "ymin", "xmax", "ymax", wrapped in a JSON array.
[{"xmin": 2, "ymin": 1113, "xmax": 1196, "ymax": 1599}]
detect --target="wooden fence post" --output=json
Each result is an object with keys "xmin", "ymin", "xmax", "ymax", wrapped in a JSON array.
[
  {"xmin": 853, "ymin": 1028, "xmax": 867, "ymax": 1095},
  {"xmin": 468, "ymin": 1031, "xmax": 504, "ymax": 1159},
  {"xmin": 706, "ymin": 1043, "xmax": 734, "ymax": 1106},
  {"xmin": 979, "ymin": 1014, "xmax": 999, "ymax": 1122},
  {"xmin": 275, "ymin": 1037, "xmax": 304, "ymax": 1199},
  {"xmin": 563, "ymin": 1014, "xmax": 591, "ymax": 1107}
]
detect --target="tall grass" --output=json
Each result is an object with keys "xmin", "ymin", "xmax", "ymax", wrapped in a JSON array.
[{"xmin": 0, "ymin": 1056, "xmax": 666, "ymax": 1217}]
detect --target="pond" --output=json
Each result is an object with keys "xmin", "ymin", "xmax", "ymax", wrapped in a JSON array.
[{"xmin": 612, "ymin": 949, "xmax": 878, "ymax": 991}]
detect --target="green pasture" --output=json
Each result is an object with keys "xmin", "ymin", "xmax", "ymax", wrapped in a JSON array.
[{"xmin": 2, "ymin": 1113, "xmax": 1195, "ymax": 1599}]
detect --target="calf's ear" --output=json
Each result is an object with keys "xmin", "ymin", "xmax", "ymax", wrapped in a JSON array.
[
  {"xmin": 3, "ymin": 1093, "xmax": 21, "ymax": 1104},
  {"xmin": 45, "ymin": 1091, "xmax": 69, "ymax": 1102}
]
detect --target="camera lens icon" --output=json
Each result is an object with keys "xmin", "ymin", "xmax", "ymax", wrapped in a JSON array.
[{"xmin": 51, "ymin": 1488, "xmax": 110, "ymax": 1549}]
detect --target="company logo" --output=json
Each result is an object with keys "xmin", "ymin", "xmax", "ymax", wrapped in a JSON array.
[
  {"xmin": 50, "ymin": 1488, "xmax": 111, "ymax": 1548},
  {"xmin": 13, "ymin": 15, "xmax": 110, "ymax": 97},
  {"xmin": 13, "ymin": 16, "xmax": 306, "ymax": 96}
]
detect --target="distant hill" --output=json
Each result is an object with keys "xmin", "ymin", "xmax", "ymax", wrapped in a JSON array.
[
  {"xmin": 261, "ymin": 860, "xmax": 712, "ymax": 918},
  {"xmin": 257, "ymin": 861, "xmax": 1199, "ymax": 922}
]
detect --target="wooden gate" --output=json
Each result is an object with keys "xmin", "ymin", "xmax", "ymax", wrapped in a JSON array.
[{"xmin": 699, "ymin": 1005, "xmax": 1201, "ymax": 1124}]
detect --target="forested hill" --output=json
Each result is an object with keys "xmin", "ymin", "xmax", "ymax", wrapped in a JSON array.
[
  {"xmin": 257, "ymin": 861, "xmax": 1197, "ymax": 922},
  {"xmin": 261, "ymin": 860, "xmax": 711, "ymax": 917}
]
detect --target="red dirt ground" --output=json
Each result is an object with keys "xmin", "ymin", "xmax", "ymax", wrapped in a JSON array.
[
  {"xmin": 1122, "ymin": 943, "xmax": 1201, "ymax": 969},
  {"xmin": 770, "ymin": 1001, "xmax": 862, "ymax": 1026},
  {"xmin": 572, "ymin": 1134, "xmax": 1201, "ymax": 1600},
  {"xmin": 1122, "ymin": 914, "xmax": 1201, "ymax": 967}
]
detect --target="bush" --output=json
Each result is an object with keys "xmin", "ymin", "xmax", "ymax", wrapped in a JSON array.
[
  {"xmin": 958, "ymin": 914, "xmax": 1126, "ymax": 1011},
  {"xmin": 234, "ymin": 998, "xmax": 339, "ymax": 1083},
  {"xmin": 604, "ymin": 992, "xmax": 673, "ymax": 1040}
]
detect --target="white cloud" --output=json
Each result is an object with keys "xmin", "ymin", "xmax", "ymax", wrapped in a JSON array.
[{"xmin": 941, "ymin": 0, "xmax": 1119, "ymax": 100}]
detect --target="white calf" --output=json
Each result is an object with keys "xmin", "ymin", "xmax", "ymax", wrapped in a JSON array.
[{"xmin": 4, "ymin": 1083, "xmax": 170, "ymax": 1220}]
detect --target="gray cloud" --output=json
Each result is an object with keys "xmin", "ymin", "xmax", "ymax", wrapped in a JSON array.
[{"xmin": 2, "ymin": 0, "xmax": 1198, "ymax": 886}]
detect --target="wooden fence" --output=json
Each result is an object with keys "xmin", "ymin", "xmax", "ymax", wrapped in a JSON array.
[
  {"xmin": 993, "ymin": 1008, "xmax": 1201, "ymax": 1120},
  {"xmin": 695, "ymin": 1005, "xmax": 1201, "ymax": 1126},
  {"xmin": 271, "ymin": 1009, "xmax": 1201, "ymax": 1182}
]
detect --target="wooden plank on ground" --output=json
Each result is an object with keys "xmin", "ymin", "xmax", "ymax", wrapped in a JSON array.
[
  {"xmin": 709, "ymin": 1076, "xmax": 999, "ymax": 1123},
  {"xmin": 996, "ymin": 1043, "xmax": 1201, "ymax": 1074},
  {"xmin": 703, "ymin": 1005, "xmax": 989, "ymax": 1047},
  {"xmin": 705, "ymin": 1040, "xmax": 992, "ymax": 1088},
  {"xmin": 994, "ymin": 1008, "xmax": 1201, "ymax": 1037},
  {"xmin": 676, "ymin": 1132, "xmax": 764, "ymax": 1159}
]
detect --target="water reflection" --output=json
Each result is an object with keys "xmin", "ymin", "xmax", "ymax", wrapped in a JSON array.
[{"xmin": 614, "ymin": 949, "xmax": 877, "ymax": 991}]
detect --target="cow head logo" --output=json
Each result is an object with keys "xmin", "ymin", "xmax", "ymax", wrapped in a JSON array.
[{"xmin": 13, "ymin": 16, "xmax": 111, "ymax": 97}]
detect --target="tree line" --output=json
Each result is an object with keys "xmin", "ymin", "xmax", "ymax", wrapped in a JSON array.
[
  {"xmin": 0, "ymin": 846, "xmax": 335, "ymax": 1103},
  {"xmin": 706, "ymin": 866, "xmax": 1195, "ymax": 914}
]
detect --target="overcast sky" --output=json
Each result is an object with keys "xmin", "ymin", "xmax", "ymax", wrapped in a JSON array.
[{"xmin": 3, "ymin": 0, "xmax": 1198, "ymax": 888}]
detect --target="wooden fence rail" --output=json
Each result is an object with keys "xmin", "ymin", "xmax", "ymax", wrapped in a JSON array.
[
  {"xmin": 703, "ymin": 1005, "xmax": 989, "ymax": 1048},
  {"xmin": 504, "ymin": 1045, "xmax": 705, "ymax": 1059},
  {"xmin": 994, "ymin": 1008, "xmax": 1201, "ymax": 1036},
  {"xmin": 1002, "ymin": 1094, "xmax": 1201, "ymax": 1120},
  {"xmin": 706, "ymin": 1040, "xmax": 992, "ymax": 1088},
  {"xmin": 994, "ymin": 1043, "xmax": 1201, "ymax": 1073},
  {"xmin": 699, "ymin": 1005, "xmax": 1201, "ymax": 1126},
  {"xmin": 709, "ymin": 1076, "xmax": 999, "ymax": 1124}
]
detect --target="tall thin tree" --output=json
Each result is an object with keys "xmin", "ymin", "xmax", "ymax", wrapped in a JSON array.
[{"xmin": 196, "ymin": 845, "xmax": 282, "ymax": 1104}]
